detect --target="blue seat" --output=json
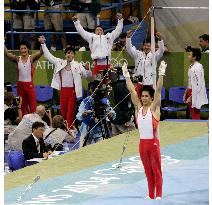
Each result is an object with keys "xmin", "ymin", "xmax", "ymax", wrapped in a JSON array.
[
  {"xmin": 7, "ymin": 151, "xmax": 25, "ymax": 171},
  {"xmin": 63, "ymin": 133, "xmax": 81, "ymax": 152},
  {"xmin": 200, "ymin": 108, "xmax": 209, "ymax": 112},
  {"xmin": 52, "ymin": 105, "xmax": 60, "ymax": 110},
  {"xmin": 12, "ymin": 84, "xmax": 18, "ymax": 97},
  {"xmin": 35, "ymin": 85, "xmax": 53, "ymax": 102},
  {"xmin": 162, "ymin": 86, "xmax": 187, "ymax": 112},
  {"xmin": 161, "ymin": 87, "xmax": 166, "ymax": 101},
  {"xmin": 206, "ymin": 87, "xmax": 209, "ymax": 100},
  {"xmin": 200, "ymin": 87, "xmax": 209, "ymax": 113}
]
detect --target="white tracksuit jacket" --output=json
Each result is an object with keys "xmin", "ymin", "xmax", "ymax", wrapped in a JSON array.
[
  {"xmin": 74, "ymin": 19, "xmax": 123, "ymax": 60},
  {"xmin": 126, "ymin": 38, "xmax": 165, "ymax": 85},
  {"xmin": 187, "ymin": 61, "xmax": 208, "ymax": 109},
  {"xmin": 41, "ymin": 43, "xmax": 92, "ymax": 98}
]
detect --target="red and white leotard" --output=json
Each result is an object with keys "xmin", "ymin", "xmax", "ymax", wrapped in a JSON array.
[
  {"xmin": 137, "ymin": 107, "xmax": 159, "ymax": 139},
  {"xmin": 17, "ymin": 56, "xmax": 35, "ymax": 82},
  {"xmin": 137, "ymin": 106, "xmax": 162, "ymax": 199}
]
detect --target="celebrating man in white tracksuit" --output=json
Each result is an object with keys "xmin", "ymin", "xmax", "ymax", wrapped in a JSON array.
[
  {"xmin": 38, "ymin": 36, "xmax": 92, "ymax": 128},
  {"xmin": 72, "ymin": 13, "xmax": 123, "ymax": 77},
  {"xmin": 126, "ymin": 30, "xmax": 165, "ymax": 98},
  {"xmin": 183, "ymin": 47, "xmax": 208, "ymax": 119}
]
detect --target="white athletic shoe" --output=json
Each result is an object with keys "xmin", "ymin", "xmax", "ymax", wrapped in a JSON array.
[
  {"xmin": 156, "ymin": 197, "xmax": 162, "ymax": 200},
  {"xmin": 145, "ymin": 196, "xmax": 151, "ymax": 199}
]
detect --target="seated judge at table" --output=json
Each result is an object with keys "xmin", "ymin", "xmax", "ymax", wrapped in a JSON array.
[{"xmin": 22, "ymin": 121, "xmax": 52, "ymax": 160}]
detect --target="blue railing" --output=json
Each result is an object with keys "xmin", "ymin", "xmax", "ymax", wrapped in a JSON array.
[{"xmin": 4, "ymin": 0, "xmax": 142, "ymax": 49}]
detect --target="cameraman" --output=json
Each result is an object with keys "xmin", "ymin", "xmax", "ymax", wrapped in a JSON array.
[
  {"xmin": 110, "ymin": 67, "xmax": 135, "ymax": 136},
  {"xmin": 4, "ymin": 92, "xmax": 22, "ymax": 126},
  {"xmin": 76, "ymin": 82, "xmax": 116, "ymax": 147},
  {"xmin": 112, "ymin": 32, "xmax": 127, "ymax": 51}
]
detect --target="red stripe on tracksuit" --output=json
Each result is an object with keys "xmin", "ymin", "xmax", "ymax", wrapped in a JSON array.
[
  {"xmin": 138, "ymin": 111, "xmax": 162, "ymax": 199},
  {"xmin": 185, "ymin": 88, "xmax": 200, "ymax": 119},
  {"xmin": 16, "ymin": 62, "xmax": 36, "ymax": 116},
  {"xmin": 60, "ymin": 87, "xmax": 76, "ymax": 128}
]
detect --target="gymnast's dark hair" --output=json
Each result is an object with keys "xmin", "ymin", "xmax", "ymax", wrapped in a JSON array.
[
  {"xmin": 140, "ymin": 85, "xmax": 155, "ymax": 98},
  {"xmin": 186, "ymin": 46, "xmax": 201, "ymax": 61},
  {"xmin": 95, "ymin": 25, "xmax": 104, "ymax": 32},
  {"xmin": 32, "ymin": 121, "xmax": 45, "ymax": 132},
  {"xmin": 64, "ymin": 46, "xmax": 75, "ymax": 55},
  {"xmin": 19, "ymin": 41, "xmax": 30, "ymax": 50},
  {"xmin": 143, "ymin": 38, "xmax": 151, "ymax": 45}
]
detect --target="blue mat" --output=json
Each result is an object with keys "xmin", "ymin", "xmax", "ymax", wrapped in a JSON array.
[
  {"xmin": 80, "ymin": 156, "xmax": 208, "ymax": 205},
  {"xmin": 5, "ymin": 135, "xmax": 208, "ymax": 205}
]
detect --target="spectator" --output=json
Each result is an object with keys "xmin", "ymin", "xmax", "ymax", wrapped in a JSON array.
[
  {"xmin": 43, "ymin": 0, "xmax": 67, "ymax": 51},
  {"xmin": 8, "ymin": 105, "xmax": 51, "ymax": 151},
  {"xmin": 112, "ymin": 32, "xmax": 127, "ymax": 51},
  {"xmin": 38, "ymin": 35, "xmax": 92, "ymax": 128},
  {"xmin": 22, "ymin": 121, "xmax": 51, "ymax": 160},
  {"xmin": 4, "ymin": 92, "xmax": 22, "ymax": 126},
  {"xmin": 199, "ymin": 34, "xmax": 209, "ymax": 53},
  {"xmin": 10, "ymin": 0, "xmax": 39, "ymax": 49},
  {"xmin": 72, "ymin": 13, "xmax": 123, "ymax": 76},
  {"xmin": 76, "ymin": 82, "xmax": 116, "ymax": 147},
  {"xmin": 4, "ymin": 92, "xmax": 22, "ymax": 137},
  {"xmin": 44, "ymin": 115, "xmax": 75, "ymax": 151},
  {"xmin": 183, "ymin": 47, "xmax": 208, "ymax": 119},
  {"xmin": 4, "ymin": 41, "xmax": 43, "ymax": 115},
  {"xmin": 78, "ymin": 0, "xmax": 96, "ymax": 32},
  {"xmin": 126, "ymin": 30, "xmax": 165, "ymax": 98}
]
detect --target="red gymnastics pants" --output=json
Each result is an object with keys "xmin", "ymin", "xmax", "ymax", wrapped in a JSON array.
[
  {"xmin": 60, "ymin": 87, "xmax": 77, "ymax": 128},
  {"xmin": 92, "ymin": 61, "xmax": 110, "ymax": 76},
  {"xmin": 185, "ymin": 89, "xmax": 200, "ymax": 120},
  {"xmin": 16, "ymin": 81, "xmax": 36, "ymax": 116},
  {"xmin": 93, "ymin": 62, "xmax": 111, "ymax": 85},
  {"xmin": 139, "ymin": 138, "xmax": 162, "ymax": 199}
]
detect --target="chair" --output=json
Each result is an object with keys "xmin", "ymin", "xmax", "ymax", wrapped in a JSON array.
[
  {"xmin": 63, "ymin": 131, "xmax": 81, "ymax": 152},
  {"xmin": 161, "ymin": 87, "xmax": 166, "ymax": 101},
  {"xmin": 200, "ymin": 87, "xmax": 209, "ymax": 112},
  {"xmin": 35, "ymin": 85, "xmax": 53, "ymax": 102},
  {"xmin": 162, "ymin": 86, "xmax": 187, "ymax": 112},
  {"xmin": 12, "ymin": 84, "xmax": 18, "ymax": 97},
  {"xmin": 206, "ymin": 87, "xmax": 209, "ymax": 100},
  {"xmin": 7, "ymin": 151, "xmax": 25, "ymax": 171}
]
